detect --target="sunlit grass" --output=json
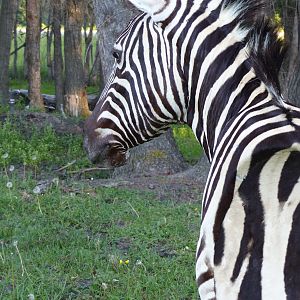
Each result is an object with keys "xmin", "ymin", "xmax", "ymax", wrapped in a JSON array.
[{"xmin": 173, "ymin": 125, "xmax": 202, "ymax": 164}]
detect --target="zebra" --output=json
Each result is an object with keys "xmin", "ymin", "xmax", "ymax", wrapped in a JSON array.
[{"xmin": 84, "ymin": 0, "xmax": 300, "ymax": 298}]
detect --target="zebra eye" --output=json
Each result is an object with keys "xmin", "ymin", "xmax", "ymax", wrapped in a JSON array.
[{"xmin": 112, "ymin": 50, "xmax": 121, "ymax": 63}]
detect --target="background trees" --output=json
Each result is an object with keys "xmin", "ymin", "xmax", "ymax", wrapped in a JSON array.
[
  {"xmin": 64, "ymin": 0, "xmax": 90, "ymax": 117},
  {"xmin": 0, "ymin": 0, "xmax": 18, "ymax": 105},
  {"xmin": 0, "ymin": 0, "xmax": 299, "ymax": 113}
]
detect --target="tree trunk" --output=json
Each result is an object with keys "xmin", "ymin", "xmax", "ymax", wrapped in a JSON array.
[
  {"xmin": 83, "ymin": 4, "xmax": 94, "ymax": 84},
  {"xmin": 52, "ymin": 0, "xmax": 64, "ymax": 113},
  {"xmin": 0, "ymin": 0, "xmax": 18, "ymax": 106},
  {"xmin": 64, "ymin": 0, "xmax": 90, "ymax": 117},
  {"xmin": 283, "ymin": 1, "xmax": 300, "ymax": 106},
  {"xmin": 46, "ymin": 7, "xmax": 54, "ymax": 79},
  {"xmin": 92, "ymin": 0, "xmax": 137, "ymax": 84},
  {"xmin": 92, "ymin": 0, "xmax": 188, "ymax": 178},
  {"xmin": 13, "ymin": 0, "xmax": 19, "ymax": 78},
  {"xmin": 26, "ymin": 0, "xmax": 44, "ymax": 110}
]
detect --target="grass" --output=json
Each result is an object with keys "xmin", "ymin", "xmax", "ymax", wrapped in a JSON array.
[
  {"xmin": 0, "ymin": 120, "xmax": 90, "ymax": 172},
  {"xmin": 0, "ymin": 119, "xmax": 201, "ymax": 299},
  {"xmin": 0, "ymin": 183, "xmax": 199, "ymax": 299}
]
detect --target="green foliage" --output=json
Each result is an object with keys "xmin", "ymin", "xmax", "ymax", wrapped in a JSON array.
[{"xmin": 173, "ymin": 125, "xmax": 202, "ymax": 164}]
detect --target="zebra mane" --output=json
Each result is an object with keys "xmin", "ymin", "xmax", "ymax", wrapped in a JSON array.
[
  {"xmin": 223, "ymin": 0, "xmax": 287, "ymax": 104},
  {"xmin": 246, "ymin": 18, "xmax": 287, "ymax": 99},
  {"xmin": 223, "ymin": 0, "xmax": 265, "ymax": 26}
]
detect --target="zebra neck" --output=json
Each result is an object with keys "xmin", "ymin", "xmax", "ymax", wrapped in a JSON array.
[{"xmin": 187, "ymin": 55, "xmax": 275, "ymax": 162}]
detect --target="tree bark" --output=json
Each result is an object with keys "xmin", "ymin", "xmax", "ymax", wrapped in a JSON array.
[
  {"xmin": 13, "ymin": 0, "xmax": 19, "ymax": 78},
  {"xmin": 92, "ymin": 0, "xmax": 188, "ymax": 177},
  {"xmin": 52, "ymin": 0, "xmax": 64, "ymax": 113},
  {"xmin": 92, "ymin": 0, "xmax": 137, "ymax": 84},
  {"xmin": 64, "ymin": 0, "xmax": 90, "ymax": 117},
  {"xmin": 281, "ymin": 0, "xmax": 300, "ymax": 106},
  {"xmin": 0, "ymin": 0, "xmax": 18, "ymax": 106},
  {"xmin": 46, "ymin": 7, "xmax": 54, "ymax": 79},
  {"xmin": 26, "ymin": 0, "xmax": 44, "ymax": 110}
]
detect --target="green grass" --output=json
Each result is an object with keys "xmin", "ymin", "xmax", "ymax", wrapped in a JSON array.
[
  {"xmin": 0, "ymin": 119, "xmax": 200, "ymax": 171},
  {"xmin": 0, "ymin": 183, "xmax": 199, "ymax": 299},
  {"xmin": 0, "ymin": 119, "xmax": 201, "ymax": 299},
  {"xmin": 173, "ymin": 126, "xmax": 202, "ymax": 164},
  {"xmin": 0, "ymin": 120, "xmax": 91, "ymax": 172}
]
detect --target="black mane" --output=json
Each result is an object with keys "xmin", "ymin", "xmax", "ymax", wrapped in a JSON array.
[
  {"xmin": 247, "ymin": 18, "xmax": 287, "ymax": 96},
  {"xmin": 224, "ymin": 0, "xmax": 287, "ymax": 102}
]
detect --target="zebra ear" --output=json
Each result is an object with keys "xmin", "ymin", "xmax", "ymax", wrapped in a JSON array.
[{"xmin": 128, "ymin": 0, "xmax": 172, "ymax": 22}]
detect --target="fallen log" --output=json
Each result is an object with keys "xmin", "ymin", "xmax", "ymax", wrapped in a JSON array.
[{"xmin": 9, "ymin": 89, "xmax": 99, "ymax": 111}]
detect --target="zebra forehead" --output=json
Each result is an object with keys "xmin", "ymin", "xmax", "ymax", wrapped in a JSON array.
[{"xmin": 128, "ymin": 0, "xmax": 169, "ymax": 15}]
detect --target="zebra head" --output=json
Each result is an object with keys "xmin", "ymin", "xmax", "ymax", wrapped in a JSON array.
[{"xmin": 84, "ymin": 0, "xmax": 187, "ymax": 167}]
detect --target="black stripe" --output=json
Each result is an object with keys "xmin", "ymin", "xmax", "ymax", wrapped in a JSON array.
[
  {"xmin": 284, "ymin": 203, "xmax": 300, "ymax": 300},
  {"xmin": 278, "ymin": 151, "xmax": 300, "ymax": 203}
]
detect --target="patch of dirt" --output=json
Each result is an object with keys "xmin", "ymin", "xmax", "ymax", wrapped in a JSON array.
[
  {"xmin": 85, "ymin": 173, "xmax": 206, "ymax": 203},
  {"xmin": 115, "ymin": 237, "xmax": 133, "ymax": 252},
  {"xmin": 1, "ymin": 112, "xmax": 83, "ymax": 135}
]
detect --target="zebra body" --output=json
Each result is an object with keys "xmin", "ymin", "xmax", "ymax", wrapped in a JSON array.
[{"xmin": 84, "ymin": 0, "xmax": 300, "ymax": 298}]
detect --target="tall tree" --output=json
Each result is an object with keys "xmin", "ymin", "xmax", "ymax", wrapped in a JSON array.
[
  {"xmin": 0, "ymin": 0, "xmax": 18, "ymax": 106},
  {"xmin": 52, "ymin": 0, "xmax": 64, "ymax": 112},
  {"xmin": 64, "ymin": 0, "xmax": 90, "ymax": 117},
  {"xmin": 92, "ymin": 0, "xmax": 188, "ymax": 177},
  {"xmin": 26, "ymin": 0, "xmax": 44, "ymax": 110},
  {"xmin": 12, "ymin": 0, "xmax": 20, "ymax": 78}
]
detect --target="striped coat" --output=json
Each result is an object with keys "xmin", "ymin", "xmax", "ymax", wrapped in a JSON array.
[{"xmin": 84, "ymin": 0, "xmax": 300, "ymax": 298}]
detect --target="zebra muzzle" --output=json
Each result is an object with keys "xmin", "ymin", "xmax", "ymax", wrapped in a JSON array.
[{"xmin": 84, "ymin": 136, "xmax": 128, "ymax": 168}]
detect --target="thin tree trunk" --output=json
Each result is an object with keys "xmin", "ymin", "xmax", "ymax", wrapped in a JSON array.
[
  {"xmin": 64, "ymin": 0, "xmax": 90, "ymax": 117},
  {"xmin": 46, "ymin": 8, "xmax": 54, "ymax": 79},
  {"xmin": 52, "ymin": 0, "xmax": 64, "ymax": 113},
  {"xmin": 13, "ymin": 0, "xmax": 19, "ymax": 78},
  {"xmin": 0, "ymin": 0, "xmax": 18, "ymax": 106},
  {"xmin": 84, "ymin": 15, "xmax": 94, "ymax": 83},
  {"xmin": 23, "ymin": 40, "xmax": 28, "ymax": 79},
  {"xmin": 26, "ymin": 0, "xmax": 44, "ymax": 110}
]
